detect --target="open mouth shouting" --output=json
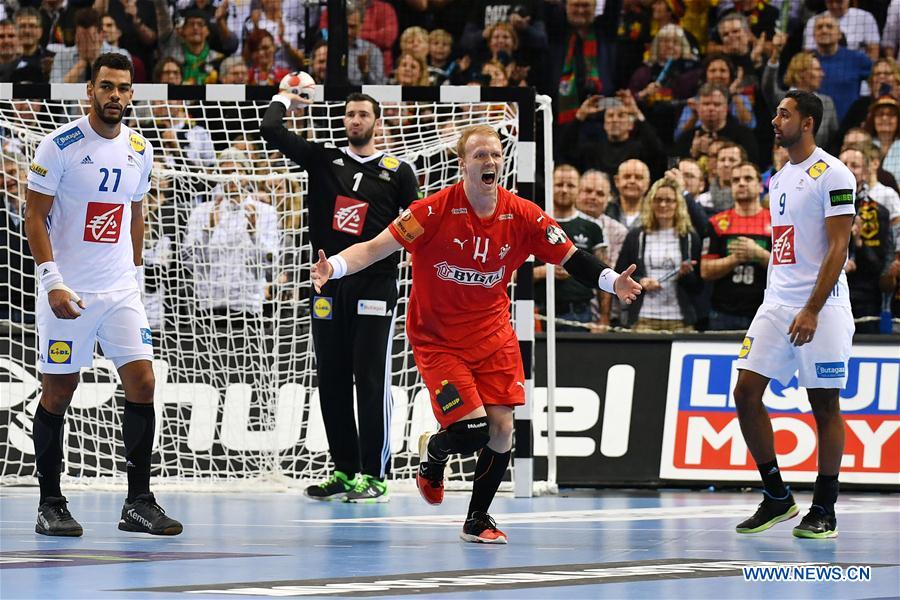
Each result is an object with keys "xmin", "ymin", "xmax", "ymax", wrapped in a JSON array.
[{"xmin": 481, "ymin": 170, "xmax": 496, "ymax": 185}]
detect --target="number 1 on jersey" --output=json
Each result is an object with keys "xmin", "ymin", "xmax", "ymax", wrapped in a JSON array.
[
  {"xmin": 99, "ymin": 168, "xmax": 122, "ymax": 193},
  {"xmin": 352, "ymin": 172, "xmax": 363, "ymax": 192}
]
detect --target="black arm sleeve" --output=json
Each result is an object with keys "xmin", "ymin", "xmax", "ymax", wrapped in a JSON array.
[
  {"xmin": 259, "ymin": 101, "xmax": 318, "ymax": 168},
  {"xmin": 562, "ymin": 247, "xmax": 612, "ymax": 289}
]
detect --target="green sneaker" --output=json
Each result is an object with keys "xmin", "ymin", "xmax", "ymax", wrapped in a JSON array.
[
  {"xmin": 305, "ymin": 471, "xmax": 356, "ymax": 501},
  {"xmin": 736, "ymin": 489, "xmax": 799, "ymax": 534},
  {"xmin": 345, "ymin": 474, "xmax": 390, "ymax": 504},
  {"xmin": 792, "ymin": 505, "xmax": 838, "ymax": 539}
]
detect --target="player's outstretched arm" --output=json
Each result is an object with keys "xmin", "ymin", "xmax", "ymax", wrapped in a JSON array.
[
  {"xmin": 259, "ymin": 93, "xmax": 315, "ymax": 166},
  {"xmin": 560, "ymin": 246, "xmax": 643, "ymax": 305},
  {"xmin": 24, "ymin": 188, "xmax": 86, "ymax": 319},
  {"xmin": 312, "ymin": 227, "xmax": 403, "ymax": 293}
]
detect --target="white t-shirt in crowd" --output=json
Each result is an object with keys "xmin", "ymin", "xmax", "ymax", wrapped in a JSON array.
[
  {"xmin": 765, "ymin": 146, "xmax": 856, "ymax": 307},
  {"xmin": 803, "ymin": 7, "xmax": 881, "ymax": 54},
  {"xmin": 27, "ymin": 116, "xmax": 153, "ymax": 293},
  {"xmin": 640, "ymin": 228, "xmax": 683, "ymax": 320}
]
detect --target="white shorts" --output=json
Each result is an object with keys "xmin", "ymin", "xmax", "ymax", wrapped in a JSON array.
[
  {"xmin": 737, "ymin": 303, "xmax": 855, "ymax": 389},
  {"xmin": 37, "ymin": 287, "xmax": 153, "ymax": 374}
]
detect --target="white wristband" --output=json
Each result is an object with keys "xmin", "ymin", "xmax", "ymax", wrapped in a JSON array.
[
  {"xmin": 598, "ymin": 268, "xmax": 619, "ymax": 294},
  {"xmin": 272, "ymin": 94, "xmax": 292, "ymax": 110},
  {"xmin": 327, "ymin": 255, "xmax": 348, "ymax": 280},
  {"xmin": 37, "ymin": 261, "xmax": 81, "ymax": 302},
  {"xmin": 136, "ymin": 265, "xmax": 145, "ymax": 290}
]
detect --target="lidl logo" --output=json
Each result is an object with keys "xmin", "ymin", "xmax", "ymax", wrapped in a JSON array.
[
  {"xmin": 806, "ymin": 160, "xmax": 829, "ymax": 179},
  {"xmin": 48, "ymin": 340, "xmax": 72, "ymax": 364},
  {"xmin": 378, "ymin": 155, "xmax": 400, "ymax": 171},
  {"xmin": 312, "ymin": 296, "xmax": 332, "ymax": 320},
  {"xmin": 738, "ymin": 336, "xmax": 753, "ymax": 359},
  {"xmin": 129, "ymin": 133, "xmax": 146, "ymax": 155}
]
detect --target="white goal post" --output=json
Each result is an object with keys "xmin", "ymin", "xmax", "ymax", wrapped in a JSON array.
[{"xmin": 0, "ymin": 83, "xmax": 556, "ymax": 495}]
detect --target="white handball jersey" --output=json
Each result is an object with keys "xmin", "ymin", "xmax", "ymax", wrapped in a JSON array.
[
  {"xmin": 765, "ymin": 146, "xmax": 856, "ymax": 307},
  {"xmin": 27, "ymin": 116, "xmax": 153, "ymax": 293}
]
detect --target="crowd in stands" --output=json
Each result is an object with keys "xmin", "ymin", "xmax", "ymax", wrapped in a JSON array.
[{"xmin": 1, "ymin": 0, "xmax": 900, "ymax": 333}]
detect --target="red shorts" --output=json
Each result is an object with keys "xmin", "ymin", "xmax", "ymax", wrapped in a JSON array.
[{"xmin": 413, "ymin": 330, "xmax": 525, "ymax": 429}]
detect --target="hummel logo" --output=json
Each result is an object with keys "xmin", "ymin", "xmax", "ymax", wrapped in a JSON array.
[
  {"xmin": 81, "ymin": 155, "xmax": 93, "ymax": 165},
  {"xmin": 333, "ymin": 158, "xmax": 344, "ymax": 166},
  {"xmin": 515, "ymin": 381, "xmax": 525, "ymax": 388},
  {"xmin": 453, "ymin": 238, "xmax": 467, "ymax": 249},
  {"xmin": 427, "ymin": 206, "xmax": 435, "ymax": 216}
]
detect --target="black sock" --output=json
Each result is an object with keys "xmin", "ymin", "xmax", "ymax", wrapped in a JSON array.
[
  {"xmin": 467, "ymin": 447, "xmax": 511, "ymax": 519},
  {"xmin": 123, "ymin": 401, "xmax": 155, "ymax": 502},
  {"xmin": 427, "ymin": 431, "xmax": 451, "ymax": 464},
  {"xmin": 812, "ymin": 474, "xmax": 839, "ymax": 515},
  {"xmin": 33, "ymin": 404, "xmax": 65, "ymax": 503},
  {"xmin": 757, "ymin": 459, "xmax": 789, "ymax": 499}
]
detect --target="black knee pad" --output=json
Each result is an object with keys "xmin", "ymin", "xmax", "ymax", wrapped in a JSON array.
[{"xmin": 445, "ymin": 417, "xmax": 490, "ymax": 454}]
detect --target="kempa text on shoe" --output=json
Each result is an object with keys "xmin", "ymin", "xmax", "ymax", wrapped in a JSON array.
[{"xmin": 128, "ymin": 509, "xmax": 152, "ymax": 528}]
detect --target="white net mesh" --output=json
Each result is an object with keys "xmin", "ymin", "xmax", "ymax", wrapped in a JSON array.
[{"xmin": 0, "ymin": 90, "xmax": 549, "ymax": 490}]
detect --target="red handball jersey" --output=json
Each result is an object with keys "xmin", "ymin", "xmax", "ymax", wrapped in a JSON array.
[{"xmin": 388, "ymin": 182, "xmax": 574, "ymax": 353}]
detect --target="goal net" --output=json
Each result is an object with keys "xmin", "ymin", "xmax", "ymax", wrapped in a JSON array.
[{"xmin": 0, "ymin": 85, "xmax": 554, "ymax": 492}]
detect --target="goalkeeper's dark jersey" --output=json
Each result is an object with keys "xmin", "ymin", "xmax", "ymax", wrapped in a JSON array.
[{"xmin": 260, "ymin": 101, "xmax": 420, "ymax": 276}]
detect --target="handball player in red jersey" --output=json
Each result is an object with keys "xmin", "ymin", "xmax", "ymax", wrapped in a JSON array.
[{"xmin": 312, "ymin": 125, "xmax": 642, "ymax": 544}]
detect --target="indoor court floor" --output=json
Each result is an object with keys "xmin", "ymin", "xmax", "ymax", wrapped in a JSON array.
[{"xmin": 1, "ymin": 487, "xmax": 898, "ymax": 599}]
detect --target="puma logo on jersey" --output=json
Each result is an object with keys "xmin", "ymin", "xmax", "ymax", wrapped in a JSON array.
[
  {"xmin": 80, "ymin": 155, "xmax": 93, "ymax": 165},
  {"xmin": 83, "ymin": 202, "xmax": 124, "ymax": 243},
  {"xmin": 453, "ymin": 238, "xmax": 467, "ymax": 249}
]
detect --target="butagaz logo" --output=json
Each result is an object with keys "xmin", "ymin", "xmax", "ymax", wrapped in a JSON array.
[
  {"xmin": 498, "ymin": 213, "xmax": 513, "ymax": 220},
  {"xmin": 815, "ymin": 362, "xmax": 846, "ymax": 378},
  {"xmin": 332, "ymin": 195, "xmax": 369, "ymax": 236},
  {"xmin": 434, "ymin": 261, "xmax": 505, "ymax": 287},
  {"xmin": 80, "ymin": 155, "xmax": 93, "ymax": 165},
  {"xmin": 83, "ymin": 202, "xmax": 124, "ymax": 243},
  {"xmin": 29, "ymin": 162, "xmax": 47, "ymax": 177},
  {"xmin": 772, "ymin": 225, "xmax": 795, "ymax": 265},
  {"xmin": 53, "ymin": 126, "xmax": 84, "ymax": 149}
]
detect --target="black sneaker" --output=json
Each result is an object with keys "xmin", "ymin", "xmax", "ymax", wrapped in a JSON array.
[
  {"xmin": 118, "ymin": 493, "xmax": 183, "ymax": 536},
  {"xmin": 345, "ymin": 475, "xmax": 390, "ymax": 504},
  {"xmin": 736, "ymin": 489, "xmax": 799, "ymax": 534},
  {"xmin": 305, "ymin": 471, "xmax": 356, "ymax": 501},
  {"xmin": 460, "ymin": 512, "xmax": 508, "ymax": 544},
  {"xmin": 35, "ymin": 496, "xmax": 83, "ymax": 537},
  {"xmin": 793, "ymin": 505, "xmax": 838, "ymax": 539}
]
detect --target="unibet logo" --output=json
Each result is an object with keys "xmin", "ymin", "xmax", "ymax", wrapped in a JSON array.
[
  {"xmin": 48, "ymin": 340, "xmax": 72, "ymax": 364},
  {"xmin": 829, "ymin": 189, "xmax": 854, "ymax": 207}
]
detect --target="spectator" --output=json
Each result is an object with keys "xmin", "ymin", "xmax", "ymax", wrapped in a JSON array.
[
  {"xmin": 761, "ymin": 139, "xmax": 789, "ymax": 199},
  {"xmin": 176, "ymin": 0, "xmax": 238, "ymax": 57},
  {"xmin": 665, "ymin": 160, "xmax": 711, "ymax": 237},
  {"xmin": 839, "ymin": 145, "xmax": 894, "ymax": 333},
  {"xmin": 310, "ymin": 40, "xmax": 328, "ymax": 84},
  {"xmin": 535, "ymin": 164, "xmax": 607, "ymax": 332},
  {"xmin": 700, "ymin": 161, "xmax": 771, "ymax": 331},
  {"xmin": 812, "ymin": 12, "xmax": 872, "ymax": 122},
  {"xmin": 400, "ymin": 26, "xmax": 430, "ymax": 63},
  {"xmin": 547, "ymin": 0, "xmax": 619, "ymax": 124},
  {"xmin": 0, "ymin": 151, "xmax": 35, "ymax": 323},
  {"xmin": 206, "ymin": 56, "xmax": 255, "ymax": 153},
  {"xmin": 678, "ymin": 157, "xmax": 706, "ymax": 200},
  {"xmin": 392, "ymin": 52, "xmax": 429, "ymax": 86},
  {"xmin": 101, "ymin": 15, "xmax": 146, "ymax": 81},
  {"xmin": 0, "ymin": 19, "xmax": 43, "ymax": 83},
  {"xmin": 852, "ymin": 142, "xmax": 900, "ymax": 228},
  {"xmin": 675, "ymin": 53, "xmax": 755, "ymax": 139},
  {"xmin": 183, "ymin": 149, "xmax": 279, "ymax": 319},
  {"xmin": 153, "ymin": 55, "xmax": 183, "ymax": 83},
  {"xmin": 479, "ymin": 59, "xmax": 509, "ymax": 86},
  {"xmin": 39, "ymin": 0, "xmax": 80, "ymax": 47},
  {"xmin": 578, "ymin": 169, "xmax": 629, "ymax": 328},
  {"xmin": 715, "ymin": 12, "xmax": 765, "ymax": 87},
  {"xmin": 803, "ymin": 0, "xmax": 881, "ymax": 61},
  {"xmin": 139, "ymin": 98, "xmax": 215, "ymax": 169},
  {"xmin": 321, "ymin": 0, "xmax": 398, "ymax": 74},
  {"xmin": 481, "ymin": 22, "xmax": 534, "ymax": 86},
  {"xmin": 559, "ymin": 91, "xmax": 666, "ymax": 178},
  {"xmin": 761, "ymin": 49, "xmax": 839, "ymax": 149},
  {"xmin": 462, "ymin": 0, "xmax": 547, "ymax": 66},
  {"xmin": 840, "ymin": 58, "xmax": 900, "ymax": 141},
  {"xmin": 346, "ymin": 3, "xmax": 385, "ymax": 85},
  {"xmin": 610, "ymin": 158, "xmax": 651, "ymax": 228},
  {"xmin": 842, "ymin": 127, "xmax": 900, "ymax": 192},
  {"xmin": 49, "ymin": 8, "xmax": 128, "ymax": 83},
  {"xmin": 615, "ymin": 176, "xmax": 702, "ymax": 332},
  {"xmin": 673, "ymin": 82, "xmax": 759, "ymax": 163},
  {"xmin": 712, "ymin": 0, "xmax": 778, "ymax": 43},
  {"xmin": 864, "ymin": 96, "xmax": 900, "ymax": 183},
  {"xmin": 218, "ymin": 55, "xmax": 248, "ymax": 84},
  {"xmin": 649, "ymin": 0, "xmax": 700, "ymax": 54},
  {"xmin": 159, "ymin": 9, "xmax": 223, "ymax": 84},
  {"xmin": 241, "ymin": 0, "xmax": 305, "ymax": 69},
  {"xmin": 14, "ymin": 7, "xmax": 51, "ymax": 82},
  {"xmin": 578, "ymin": 170, "xmax": 627, "ymax": 265},
  {"xmin": 244, "ymin": 28, "xmax": 288, "ymax": 86},
  {"xmin": 428, "ymin": 28, "xmax": 453, "ymax": 84},
  {"xmin": 883, "ymin": 0, "xmax": 900, "ymax": 60},
  {"xmin": 614, "ymin": 0, "xmax": 653, "ymax": 89},
  {"xmin": 94, "ymin": 0, "xmax": 159, "ymax": 76},
  {"xmin": 141, "ymin": 162, "xmax": 183, "ymax": 330}
]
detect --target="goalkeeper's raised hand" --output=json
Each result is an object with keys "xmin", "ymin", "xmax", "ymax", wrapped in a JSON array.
[{"xmin": 312, "ymin": 249, "xmax": 336, "ymax": 293}]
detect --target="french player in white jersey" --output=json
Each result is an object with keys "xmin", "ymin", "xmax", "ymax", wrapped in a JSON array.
[
  {"xmin": 24, "ymin": 53, "xmax": 182, "ymax": 537},
  {"xmin": 732, "ymin": 90, "xmax": 856, "ymax": 540}
]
